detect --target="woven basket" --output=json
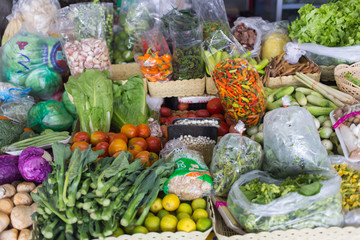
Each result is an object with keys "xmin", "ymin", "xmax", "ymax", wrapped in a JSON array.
[
  {"xmin": 206, "ymin": 76, "xmax": 218, "ymax": 95},
  {"xmin": 319, "ymin": 65, "xmax": 336, "ymax": 82},
  {"xmin": 147, "ymin": 78, "xmax": 206, "ymax": 98},
  {"xmin": 264, "ymin": 72, "xmax": 321, "ymax": 88},
  {"xmin": 211, "ymin": 198, "xmax": 360, "ymax": 240},
  {"xmin": 334, "ymin": 63, "xmax": 360, "ymax": 100},
  {"xmin": 111, "ymin": 63, "xmax": 143, "ymax": 81}
]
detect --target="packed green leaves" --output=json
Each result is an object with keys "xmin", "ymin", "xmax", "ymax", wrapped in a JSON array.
[
  {"xmin": 31, "ymin": 143, "xmax": 175, "ymax": 239},
  {"xmin": 65, "ymin": 69, "xmax": 113, "ymax": 134},
  {"xmin": 289, "ymin": 0, "xmax": 360, "ymax": 47}
]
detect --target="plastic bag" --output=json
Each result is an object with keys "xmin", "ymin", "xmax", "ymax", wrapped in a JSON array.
[
  {"xmin": 133, "ymin": 21, "xmax": 173, "ymax": 82},
  {"xmin": 330, "ymin": 155, "xmax": 360, "ymax": 227},
  {"xmin": 263, "ymin": 106, "xmax": 331, "ymax": 178},
  {"xmin": 284, "ymin": 42, "xmax": 360, "ymax": 66},
  {"xmin": 192, "ymin": 0, "xmax": 230, "ymax": 40},
  {"xmin": 162, "ymin": 139, "xmax": 213, "ymax": 200},
  {"xmin": 167, "ymin": 9, "xmax": 204, "ymax": 80},
  {"xmin": 27, "ymin": 100, "xmax": 74, "ymax": 133},
  {"xmin": 1, "ymin": 31, "xmax": 66, "ymax": 99},
  {"xmin": 202, "ymin": 31, "xmax": 266, "ymax": 126},
  {"xmin": 211, "ymin": 133, "xmax": 263, "ymax": 196},
  {"xmin": 0, "ymin": 95, "xmax": 35, "ymax": 124},
  {"xmin": 227, "ymin": 170, "xmax": 343, "ymax": 232},
  {"xmin": 57, "ymin": 3, "xmax": 112, "ymax": 76},
  {"xmin": 231, "ymin": 17, "xmax": 264, "ymax": 57}
]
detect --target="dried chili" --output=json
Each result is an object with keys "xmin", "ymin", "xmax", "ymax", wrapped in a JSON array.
[{"xmin": 212, "ymin": 58, "xmax": 267, "ymax": 126}]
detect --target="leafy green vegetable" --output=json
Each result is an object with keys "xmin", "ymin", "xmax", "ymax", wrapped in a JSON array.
[
  {"xmin": 65, "ymin": 69, "xmax": 113, "ymax": 134},
  {"xmin": 289, "ymin": 1, "xmax": 360, "ymax": 47},
  {"xmin": 111, "ymin": 75, "xmax": 152, "ymax": 131},
  {"xmin": 345, "ymin": 72, "xmax": 360, "ymax": 86},
  {"xmin": 0, "ymin": 119, "xmax": 23, "ymax": 149}
]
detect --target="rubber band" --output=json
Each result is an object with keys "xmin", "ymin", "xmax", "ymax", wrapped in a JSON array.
[
  {"xmin": 215, "ymin": 201, "xmax": 227, "ymax": 209},
  {"xmin": 333, "ymin": 111, "xmax": 360, "ymax": 129},
  {"xmin": 311, "ymin": 81, "xmax": 320, "ymax": 90}
]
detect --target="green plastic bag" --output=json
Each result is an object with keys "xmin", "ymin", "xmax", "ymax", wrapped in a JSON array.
[{"xmin": 27, "ymin": 100, "xmax": 74, "ymax": 133}]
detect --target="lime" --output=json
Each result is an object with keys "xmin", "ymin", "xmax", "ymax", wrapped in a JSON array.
[
  {"xmin": 177, "ymin": 218, "xmax": 196, "ymax": 232},
  {"xmin": 160, "ymin": 215, "xmax": 178, "ymax": 232},
  {"xmin": 176, "ymin": 203, "xmax": 193, "ymax": 215},
  {"xmin": 162, "ymin": 194, "xmax": 180, "ymax": 211},
  {"xmin": 196, "ymin": 218, "xmax": 212, "ymax": 232},
  {"xmin": 144, "ymin": 215, "xmax": 160, "ymax": 232},
  {"xmin": 177, "ymin": 212, "xmax": 191, "ymax": 221},
  {"xmin": 124, "ymin": 225, "xmax": 135, "ymax": 234},
  {"xmin": 132, "ymin": 226, "xmax": 149, "ymax": 234},
  {"xmin": 192, "ymin": 209, "xmax": 208, "ymax": 222},
  {"xmin": 157, "ymin": 209, "xmax": 170, "ymax": 219},
  {"xmin": 112, "ymin": 227, "xmax": 124, "ymax": 236},
  {"xmin": 123, "ymin": 50, "xmax": 134, "ymax": 62},
  {"xmin": 150, "ymin": 198, "xmax": 163, "ymax": 213},
  {"xmin": 147, "ymin": 212, "xmax": 155, "ymax": 217},
  {"xmin": 191, "ymin": 198, "xmax": 206, "ymax": 210}
]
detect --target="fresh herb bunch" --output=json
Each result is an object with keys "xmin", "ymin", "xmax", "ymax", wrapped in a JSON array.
[
  {"xmin": 203, "ymin": 21, "xmax": 231, "ymax": 40},
  {"xmin": 289, "ymin": 0, "xmax": 360, "ymax": 47},
  {"xmin": 164, "ymin": 9, "xmax": 205, "ymax": 80}
]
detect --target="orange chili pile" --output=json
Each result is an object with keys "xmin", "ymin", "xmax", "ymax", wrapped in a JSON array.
[
  {"xmin": 137, "ymin": 48, "xmax": 173, "ymax": 82},
  {"xmin": 212, "ymin": 58, "xmax": 267, "ymax": 126}
]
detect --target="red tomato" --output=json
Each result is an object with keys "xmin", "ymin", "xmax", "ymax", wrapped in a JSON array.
[
  {"xmin": 218, "ymin": 121, "xmax": 229, "ymax": 136},
  {"xmin": 207, "ymin": 98, "xmax": 224, "ymax": 114},
  {"xmin": 187, "ymin": 113, "xmax": 197, "ymax": 118},
  {"xmin": 90, "ymin": 131, "xmax": 108, "ymax": 145},
  {"xmin": 121, "ymin": 124, "xmax": 138, "ymax": 139},
  {"xmin": 160, "ymin": 117, "xmax": 168, "ymax": 125},
  {"xmin": 95, "ymin": 142, "xmax": 109, "ymax": 158},
  {"xmin": 128, "ymin": 143, "xmax": 143, "ymax": 159},
  {"xmin": 109, "ymin": 133, "xmax": 128, "ymax": 144},
  {"xmin": 225, "ymin": 117, "xmax": 234, "ymax": 126},
  {"xmin": 161, "ymin": 125, "xmax": 168, "ymax": 139},
  {"xmin": 168, "ymin": 115, "xmax": 180, "ymax": 124},
  {"xmin": 160, "ymin": 107, "xmax": 172, "ymax": 117},
  {"xmin": 196, "ymin": 109, "xmax": 210, "ymax": 118},
  {"xmin": 71, "ymin": 141, "xmax": 90, "ymax": 151},
  {"xmin": 108, "ymin": 139, "xmax": 127, "ymax": 156},
  {"xmin": 74, "ymin": 132, "xmax": 90, "ymax": 143},
  {"xmin": 129, "ymin": 137, "xmax": 148, "ymax": 150},
  {"xmin": 134, "ymin": 151, "xmax": 158, "ymax": 167},
  {"xmin": 180, "ymin": 112, "xmax": 189, "ymax": 118},
  {"xmin": 137, "ymin": 124, "xmax": 151, "ymax": 138},
  {"xmin": 210, "ymin": 114, "xmax": 225, "ymax": 121},
  {"xmin": 178, "ymin": 103, "xmax": 189, "ymax": 111},
  {"xmin": 146, "ymin": 136, "xmax": 162, "ymax": 153}
]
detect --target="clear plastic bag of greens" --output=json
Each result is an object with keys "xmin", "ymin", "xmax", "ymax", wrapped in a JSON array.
[
  {"xmin": 0, "ymin": 95, "xmax": 35, "ymax": 124},
  {"xmin": 1, "ymin": 30, "xmax": 66, "ymax": 99},
  {"xmin": 211, "ymin": 133, "xmax": 263, "ymax": 196},
  {"xmin": 167, "ymin": 9, "xmax": 204, "ymax": 80},
  {"xmin": 27, "ymin": 100, "xmax": 74, "ymax": 133},
  {"xmin": 330, "ymin": 155, "xmax": 360, "ymax": 227},
  {"xmin": 263, "ymin": 106, "xmax": 332, "ymax": 178},
  {"xmin": 162, "ymin": 139, "xmax": 213, "ymax": 200},
  {"xmin": 192, "ymin": 0, "xmax": 231, "ymax": 40},
  {"xmin": 57, "ymin": 3, "xmax": 112, "ymax": 76},
  {"xmin": 202, "ymin": 31, "xmax": 266, "ymax": 127},
  {"xmin": 228, "ymin": 170, "xmax": 344, "ymax": 232}
]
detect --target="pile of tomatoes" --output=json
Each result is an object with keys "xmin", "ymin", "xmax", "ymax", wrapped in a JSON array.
[{"xmin": 71, "ymin": 123, "xmax": 162, "ymax": 167}]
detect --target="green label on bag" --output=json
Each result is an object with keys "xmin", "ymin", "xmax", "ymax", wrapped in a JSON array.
[{"xmin": 163, "ymin": 158, "xmax": 213, "ymax": 195}]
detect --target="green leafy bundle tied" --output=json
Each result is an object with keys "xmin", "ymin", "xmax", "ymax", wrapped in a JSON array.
[{"xmin": 65, "ymin": 69, "xmax": 113, "ymax": 134}]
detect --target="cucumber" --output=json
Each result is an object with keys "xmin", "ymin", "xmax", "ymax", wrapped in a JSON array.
[
  {"xmin": 266, "ymin": 102, "xmax": 282, "ymax": 111},
  {"xmin": 273, "ymin": 95, "xmax": 294, "ymax": 105},
  {"xmin": 306, "ymin": 106, "xmax": 334, "ymax": 117},
  {"xmin": 306, "ymin": 95, "xmax": 334, "ymax": 108},
  {"xmin": 264, "ymin": 87, "xmax": 274, "ymax": 96},
  {"xmin": 274, "ymin": 86, "xmax": 295, "ymax": 101},
  {"xmin": 295, "ymin": 87, "xmax": 313, "ymax": 95},
  {"xmin": 317, "ymin": 116, "xmax": 330, "ymax": 125},
  {"xmin": 310, "ymin": 91, "xmax": 323, "ymax": 98},
  {"xmin": 295, "ymin": 91, "xmax": 307, "ymax": 106},
  {"xmin": 267, "ymin": 86, "xmax": 287, "ymax": 103}
]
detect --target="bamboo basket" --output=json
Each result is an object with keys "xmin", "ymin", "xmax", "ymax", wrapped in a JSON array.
[
  {"xmin": 206, "ymin": 76, "xmax": 218, "ymax": 95},
  {"xmin": 334, "ymin": 63, "xmax": 360, "ymax": 100},
  {"xmin": 264, "ymin": 72, "xmax": 321, "ymax": 88}
]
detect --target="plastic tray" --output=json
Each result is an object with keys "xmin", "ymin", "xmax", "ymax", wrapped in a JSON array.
[
  {"xmin": 330, "ymin": 104, "xmax": 360, "ymax": 162},
  {"xmin": 167, "ymin": 118, "xmax": 220, "ymax": 142},
  {"xmin": 164, "ymin": 96, "xmax": 216, "ymax": 110}
]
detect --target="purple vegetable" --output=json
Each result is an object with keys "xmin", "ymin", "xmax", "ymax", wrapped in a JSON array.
[
  {"xmin": 18, "ymin": 147, "xmax": 52, "ymax": 183},
  {"xmin": 0, "ymin": 155, "xmax": 22, "ymax": 185}
]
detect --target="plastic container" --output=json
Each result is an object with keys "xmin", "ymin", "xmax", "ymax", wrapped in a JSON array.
[{"xmin": 164, "ymin": 95, "xmax": 216, "ymax": 110}]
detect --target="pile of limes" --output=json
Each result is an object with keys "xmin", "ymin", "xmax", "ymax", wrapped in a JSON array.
[{"xmin": 133, "ymin": 194, "xmax": 212, "ymax": 234}]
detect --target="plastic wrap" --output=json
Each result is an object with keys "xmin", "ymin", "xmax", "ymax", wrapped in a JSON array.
[
  {"xmin": 211, "ymin": 133, "xmax": 263, "ymax": 196},
  {"xmin": 133, "ymin": 21, "xmax": 173, "ymax": 82},
  {"xmin": 162, "ymin": 139, "xmax": 213, "ymax": 200},
  {"xmin": 203, "ymin": 31, "xmax": 266, "ymax": 126},
  {"xmin": 231, "ymin": 17, "xmax": 264, "ymax": 57},
  {"xmin": 192, "ymin": 0, "xmax": 230, "ymax": 40},
  {"xmin": 57, "ymin": 3, "xmax": 112, "ymax": 76},
  {"xmin": 263, "ymin": 106, "xmax": 331, "ymax": 178},
  {"xmin": 165, "ymin": 9, "xmax": 204, "ymax": 80},
  {"xmin": 0, "ymin": 95, "xmax": 35, "ymax": 124},
  {"xmin": 1, "ymin": 31, "xmax": 66, "ymax": 99},
  {"xmin": 331, "ymin": 155, "xmax": 360, "ymax": 227},
  {"xmin": 227, "ymin": 170, "xmax": 343, "ymax": 232}
]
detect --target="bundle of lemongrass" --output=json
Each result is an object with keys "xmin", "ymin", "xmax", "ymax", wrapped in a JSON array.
[{"xmin": 295, "ymin": 72, "xmax": 358, "ymax": 107}]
